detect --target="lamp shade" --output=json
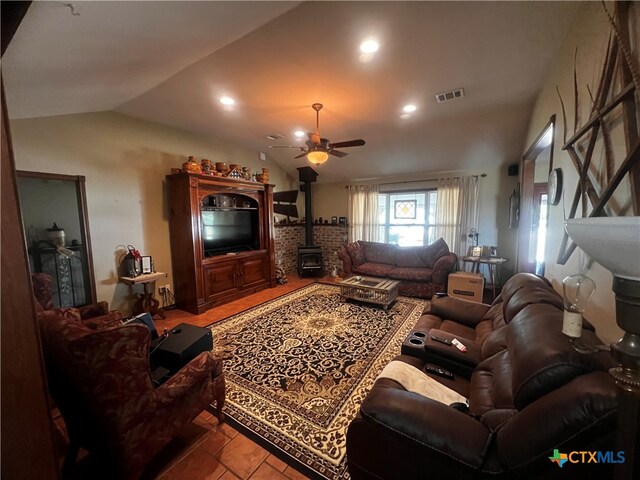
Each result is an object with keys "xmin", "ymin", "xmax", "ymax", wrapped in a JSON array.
[
  {"xmin": 564, "ymin": 217, "xmax": 640, "ymax": 280},
  {"xmin": 307, "ymin": 150, "xmax": 328, "ymax": 165}
]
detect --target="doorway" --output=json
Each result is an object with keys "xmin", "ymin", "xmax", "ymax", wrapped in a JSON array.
[
  {"xmin": 530, "ymin": 184, "xmax": 548, "ymax": 275},
  {"xmin": 516, "ymin": 115, "xmax": 554, "ymax": 275},
  {"xmin": 16, "ymin": 170, "xmax": 97, "ymax": 307}
]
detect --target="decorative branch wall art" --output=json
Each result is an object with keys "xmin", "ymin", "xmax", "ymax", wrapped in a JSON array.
[{"xmin": 555, "ymin": 1, "xmax": 640, "ymax": 265}]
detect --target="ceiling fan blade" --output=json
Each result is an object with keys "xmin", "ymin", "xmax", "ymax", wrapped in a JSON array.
[
  {"xmin": 294, "ymin": 151, "xmax": 308, "ymax": 159},
  {"xmin": 329, "ymin": 150, "xmax": 348, "ymax": 157},
  {"xmin": 330, "ymin": 139, "xmax": 365, "ymax": 148},
  {"xmin": 269, "ymin": 145, "xmax": 303, "ymax": 149}
]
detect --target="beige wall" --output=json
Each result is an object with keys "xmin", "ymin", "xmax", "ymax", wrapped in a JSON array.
[
  {"xmin": 521, "ymin": 1, "xmax": 638, "ymax": 344},
  {"xmin": 11, "ymin": 111, "xmax": 296, "ymax": 315}
]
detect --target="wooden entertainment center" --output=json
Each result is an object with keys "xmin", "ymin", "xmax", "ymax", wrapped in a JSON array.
[{"xmin": 166, "ymin": 173, "xmax": 276, "ymax": 314}]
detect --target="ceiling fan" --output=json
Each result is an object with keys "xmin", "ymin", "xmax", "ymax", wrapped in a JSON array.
[{"xmin": 269, "ymin": 103, "xmax": 365, "ymax": 165}]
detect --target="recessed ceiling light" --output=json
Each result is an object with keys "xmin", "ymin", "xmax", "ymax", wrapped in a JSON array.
[
  {"xmin": 294, "ymin": 130, "xmax": 305, "ymax": 138},
  {"xmin": 360, "ymin": 39, "xmax": 379, "ymax": 54},
  {"xmin": 403, "ymin": 104, "xmax": 417, "ymax": 113},
  {"xmin": 219, "ymin": 96, "xmax": 235, "ymax": 106}
]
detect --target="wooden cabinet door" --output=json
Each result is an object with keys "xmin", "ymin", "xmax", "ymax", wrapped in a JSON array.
[
  {"xmin": 203, "ymin": 261, "xmax": 238, "ymax": 302},
  {"xmin": 240, "ymin": 254, "xmax": 268, "ymax": 288}
]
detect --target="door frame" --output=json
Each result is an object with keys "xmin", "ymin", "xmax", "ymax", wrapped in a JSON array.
[
  {"xmin": 516, "ymin": 115, "xmax": 555, "ymax": 274},
  {"xmin": 17, "ymin": 170, "xmax": 98, "ymax": 305}
]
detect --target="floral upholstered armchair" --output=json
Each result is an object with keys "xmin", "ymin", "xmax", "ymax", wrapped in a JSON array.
[
  {"xmin": 37, "ymin": 309, "xmax": 226, "ymax": 479},
  {"xmin": 31, "ymin": 272, "xmax": 122, "ymax": 328}
]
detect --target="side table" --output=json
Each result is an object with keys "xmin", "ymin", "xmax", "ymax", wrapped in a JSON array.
[
  {"xmin": 120, "ymin": 272, "xmax": 167, "ymax": 319},
  {"xmin": 460, "ymin": 257, "xmax": 508, "ymax": 300}
]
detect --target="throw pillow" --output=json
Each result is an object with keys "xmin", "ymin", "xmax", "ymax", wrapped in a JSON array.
[
  {"xmin": 396, "ymin": 246, "xmax": 427, "ymax": 268},
  {"xmin": 421, "ymin": 237, "xmax": 450, "ymax": 268},
  {"xmin": 346, "ymin": 242, "xmax": 366, "ymax": 267}
]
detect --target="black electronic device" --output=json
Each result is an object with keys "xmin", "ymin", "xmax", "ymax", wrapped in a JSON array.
[
  {"xmin": 124, "ymin": 312, "xmax": 158, "ymax": 339},
  {"xmin": 151, "ymin": 366, "xmax": 171, "ymax": 387},
  {"xmin": 150, "ymin": 323, "xmax": 212, "ymax": 373},
  {"xmin": 425, "ymin": 364, "xmax": 455, "ymax": 379},
  {"xmin": 430, "ymin": 335, "xmax": 453, "ymax": 346}
]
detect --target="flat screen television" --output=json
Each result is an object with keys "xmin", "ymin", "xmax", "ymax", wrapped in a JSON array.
[{"xmin": 201, "ymin": 209, "xmax": 259, "ymax": 256}]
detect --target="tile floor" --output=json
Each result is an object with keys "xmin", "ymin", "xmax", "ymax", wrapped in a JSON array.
[{"xmin": 58, "ymin": 273, "xmax": 344, "ymax": 479}]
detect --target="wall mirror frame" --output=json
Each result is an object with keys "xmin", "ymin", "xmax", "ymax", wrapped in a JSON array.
[
  {"xmin": 516, "ymin": 114, "xmax": 555, "ymax": 275},
  {"xmin": 16, "ymin": 170, "xmax": 97, "ymax": 307}
]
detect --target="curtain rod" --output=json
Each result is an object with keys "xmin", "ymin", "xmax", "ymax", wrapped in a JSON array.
[
  {"xmin": 379, "ymin": 173, "xmax": 486, "ymax": 186},
  {"xmin": 344, "ymin": 174, "xmax": 487, "ymax": 188},
  {"xmin": 344, "ymin": 173, "xmax": 486, "ymax": 188}
]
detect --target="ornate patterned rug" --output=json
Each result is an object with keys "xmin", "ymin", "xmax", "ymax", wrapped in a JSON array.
[{"xmin": 210, "ymin": 283, "xmax": 428, "ymax": 479}]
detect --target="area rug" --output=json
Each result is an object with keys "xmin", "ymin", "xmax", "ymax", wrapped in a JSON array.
[{"xmin": 210, "ymin": 283, "xmax": 428, "ymax": 479}]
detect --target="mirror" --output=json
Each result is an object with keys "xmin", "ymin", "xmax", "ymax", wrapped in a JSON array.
[
  {"xmin": 516, "ymin": 115, "xmax": 555, "ymax": 275},
  {"xmin": 17, "ymin": 171, "xmax": 97, "ymax": 307}
]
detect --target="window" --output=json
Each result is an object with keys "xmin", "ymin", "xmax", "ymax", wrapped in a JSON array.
[{"xmin": 378, "ymin": 191, "xmax": 437, "ymax": 246}]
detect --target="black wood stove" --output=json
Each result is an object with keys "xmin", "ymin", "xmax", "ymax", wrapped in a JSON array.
[{"xmin": 296, "ymin": 167, "xmax": 323, "ymax": 277}]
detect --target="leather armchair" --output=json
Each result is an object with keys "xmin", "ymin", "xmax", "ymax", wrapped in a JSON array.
[
  {"xmin": 37, "ymin": 309, "xmax": 225, "ymax": 479},
  {"xmin": 32, "ymin": 272, "xmax": 122, "ymax": 328}
]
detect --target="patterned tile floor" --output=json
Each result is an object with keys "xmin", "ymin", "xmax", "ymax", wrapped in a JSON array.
[{"xmin": 55, "ymin": 273, "xmax": 341, "ymax": 479}]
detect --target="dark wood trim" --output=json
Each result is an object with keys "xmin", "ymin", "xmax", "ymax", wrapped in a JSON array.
[
  {"xmin": 1, "ymin": 79, "xmax": 60, "ymax": 478},
  {"xmin": 16, "ymin": 170, "xmax": 98, "ymax": 305},
  {"xmin": 517, "ymin": 115, "xmax": 555, "ymax": 274},
  {"xmin": 16, "ymin": 170, "xmax": 86, "ymax": 182}
]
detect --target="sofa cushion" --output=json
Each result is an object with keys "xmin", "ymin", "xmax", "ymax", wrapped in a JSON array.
[
  {"xmin": 359, "ymin": 241, "xmax": 397, "ymax": 265},
  {"xmin": 346, "ymin": 242, "xmax": 366, "ymax": 267},
  {"xmin": 395, "ymin": 246, "xmax": 427, "ymax": 268},
  {"xmin": 420, "ymin": 237, "xmax": 450, "ymax": 268},
  {"xmin": 387, "ymin": 266, "xmax": 432, "ymax": 282},
  {"xmin": 507, "ymin": 305, "xmax": 614, "ymax": 410},
  {"xmin": 439, "ymin": 320, "xmax": 476, "ymax": 341},
  {"xmin": 503, "ymin": 286, "xmax": 563, "ymax": 324},
  {"xmin": 413, "ymin": 314, "xmax": 443, "ymax": 332},
  {"xmin": 352, "ymin": 262, "xmax": 396, "ymax": 277}
]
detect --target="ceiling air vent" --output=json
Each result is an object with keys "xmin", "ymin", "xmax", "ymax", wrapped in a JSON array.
[
  {"xmin": 266, "ymin": 133, "xmax": 284, "ymax": 140},
  {"xmin": 435, "ymin": 88, "xmax": 465, "ymax": 103}
]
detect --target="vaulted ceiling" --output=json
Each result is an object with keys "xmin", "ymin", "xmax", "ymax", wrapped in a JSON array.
[{"xmin": 3, "ymin": 1, "xmax": 579, "ymax": 183}]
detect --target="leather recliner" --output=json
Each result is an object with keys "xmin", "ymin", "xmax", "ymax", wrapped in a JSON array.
[
  {"xmin": 347, "ymin": 274, "xmax": 618, "ymax": 479},
  {"xmin": 405, "ymin": 273, "xmax": 594, "ymax": 377}
]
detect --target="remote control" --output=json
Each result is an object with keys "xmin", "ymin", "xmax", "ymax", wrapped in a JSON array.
[
  {"xmin": 430, "ymin": 335, "xmax": 453, "ymax": 346},
  {"xmin": 425, "ymin": 364, "xmax": 455, "ymax": 380}
]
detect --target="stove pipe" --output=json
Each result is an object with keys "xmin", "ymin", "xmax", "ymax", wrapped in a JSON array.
[{"xmin": 297, "ymin": 166, "xmax": 318, "ymax": 246}]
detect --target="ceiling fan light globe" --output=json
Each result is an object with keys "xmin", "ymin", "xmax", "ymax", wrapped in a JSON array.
[{"xmin": 307, "ymin": 150, "xmax": 329, "ymax": 165}]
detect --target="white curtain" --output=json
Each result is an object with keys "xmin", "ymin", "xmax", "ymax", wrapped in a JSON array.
[
  {"xmin": 347, "ymin": 184, "xmax": 380, "ymax": 242},
  {"xmin": 435, "ymin": 176, "xmax": 479, "ymax": 257}
]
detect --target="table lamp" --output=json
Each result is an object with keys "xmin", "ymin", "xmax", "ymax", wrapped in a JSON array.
[
  {"xmin": 564, "ymin": 216, "xmax": 640, "ymax": 478},
  {"xmin": 564, "ymin": 217, "xmax": 640, "ymax": 390}
]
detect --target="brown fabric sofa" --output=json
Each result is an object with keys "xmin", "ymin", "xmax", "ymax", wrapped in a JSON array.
[
  {"xmin": 338, "ymin": 238, "xmax": 458, "ymax": 298},
  {"xmin": 347, "ymin": 273, "xmax": 618, "ymax": 479}
]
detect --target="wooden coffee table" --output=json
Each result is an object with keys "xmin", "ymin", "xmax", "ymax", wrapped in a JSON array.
[{"xmin": 339, "ymin": 276, "xmax": 400, "ymax": 310}]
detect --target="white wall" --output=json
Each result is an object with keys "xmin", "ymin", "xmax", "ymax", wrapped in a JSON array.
[
  {"xmin": 11, "ymin": 111, "xmax": 296, "ymax": 315},
  {"xmin": 521, "ymin": 1, "xmax": 638, "ymax": 344}
]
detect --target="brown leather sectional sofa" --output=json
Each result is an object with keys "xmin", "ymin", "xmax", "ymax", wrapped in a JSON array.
[
  {"xmin": 346, "ymin": 273, "xmax": 619, "ymax": 479},
  {"xmin": 338, "ymin": 238, "xmax": 458, "ymax": 298}
]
